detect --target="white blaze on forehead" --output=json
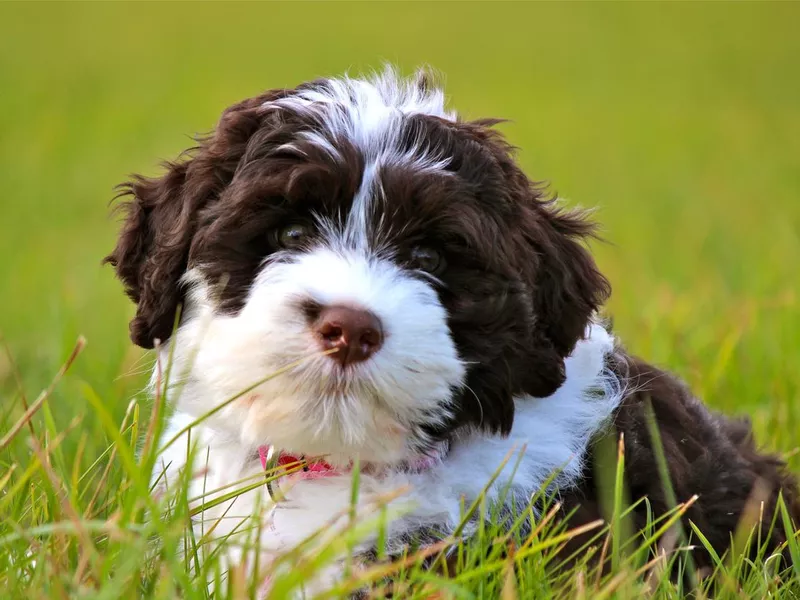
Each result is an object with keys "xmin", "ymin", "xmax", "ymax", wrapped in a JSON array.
[
  {"xmin": 266, "ymin": 67, "xmax": 457, "ymax": 150},
  {"xmin": 345, "ymin": 160, "xmax": 379, "ymax": 252},
  {"xmin": 265, "ymin": 67, "xmax": 458, "ymax": 253}
]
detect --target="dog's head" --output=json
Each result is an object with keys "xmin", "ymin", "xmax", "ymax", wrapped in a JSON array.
[{"xmin": 106, "ymin": 69, "xmax": 609, "ymax": 462}]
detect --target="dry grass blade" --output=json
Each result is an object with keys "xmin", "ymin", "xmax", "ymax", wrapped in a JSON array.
[
  {"xmin": 574, "ymin": 569, "xmax": 587, "ymax": 600},
  {"xmin": 0, "ymin": 416, "xmax": 83, "ymax": 514},
  {"xmin": 520, "ymin": 501, "xmax": 562, "ymax": 551},
  {"xmin": 729, "ymin": 476, "xmax": 771, "ymax": 564},
  {"xmin": 0, "ymin": 336, "xmax": 86, "ymax": 451},
  {"xmin": 1, "ymin": 333, "xmax": 35, "ymax": 439},
  {"xmin": 643, "ymin": 525, "xmax": 679, "ymax": 595},
  {"xmin": 591, "ymin": 570, "xmax": 630, "ymax": 600},
  {"xmin": 29, "ymin": 428, "xmax": 103, "ymax": 586},
  {"xmin": 501, "ymin": 541, "xmax": 518, "ymax": 600},
  {"xmin": 0, "ymin": 464, "xmax": 17, "ymax": 493},
  {"xmin": 337, "ymin": 538, "xmax": 455, "ymax": 596},
  {"xmin": 595, "ymin": 530, "xmax": 612, "ymax": 589}
]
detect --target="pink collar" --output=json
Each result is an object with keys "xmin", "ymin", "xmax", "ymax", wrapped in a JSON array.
[
  {"xmin": 258, "ymin": 446, "xmax": 338, "ymax": 480},
  {"xmin": 257, "ymin": 441, "xmax": 449, "ymax": 497}
]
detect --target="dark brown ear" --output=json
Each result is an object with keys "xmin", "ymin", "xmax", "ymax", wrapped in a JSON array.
[
  {"xmin": 524, "ymin": 198, "xmax": 610, "ymax": 357},
  {"xmin": 464, "ymin": 121, "xmax": 611, "ymax": 399},
  {"xmin": 105, "ymin": 91, "xmax": 286, "ymax": 348},
  {"xmin": 448, "ymin": 119, "xmax": 610, "ymax": 408},
  {"xmin": 105, "ymin": 158, "xmax": 202, "ymax": 348},
  {"xmin": 517, "ymin": 194, "xmax": 611, "ymax": 397}
]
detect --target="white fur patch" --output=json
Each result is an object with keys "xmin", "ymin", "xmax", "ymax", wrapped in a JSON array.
[
  {"xmin": 268, "ymin": 67, "xmax": 456, "ymax": 151},
  {"xmin": 153, "ymin": 323, "xmax": 623, "ymax": 596}
]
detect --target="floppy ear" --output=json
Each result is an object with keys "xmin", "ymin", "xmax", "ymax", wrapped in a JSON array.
[
  {"xmin": 524, "ymin": 198, "xmax": 610, "ymax": 357},
  {"xmin": 104, "ymin": 161, "xmax": 194, "ymax": 348},
  {"xmin": 517, "ymin": 194, "xmax": 611, "ymax": 397},
  {"xmin": 465, "ymin": 121, "xmax": 610, "ymax": 399},
  {"xmin": 105, "ymin": 91, "xmax": 285, "ymax": 348}
]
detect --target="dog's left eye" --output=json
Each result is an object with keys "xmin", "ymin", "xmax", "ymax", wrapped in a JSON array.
[
  {"xmin": 409, "ymin": 246, "xmax": 445, "ymax": 274},
  {"xmin": 275, "ymin": 223, "xmax": 312, "ymax": 249}
]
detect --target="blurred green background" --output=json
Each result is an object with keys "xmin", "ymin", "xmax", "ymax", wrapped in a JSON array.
[{"xmin": 1, "ymin": 3, "xmax": 798, "ymax": 459}]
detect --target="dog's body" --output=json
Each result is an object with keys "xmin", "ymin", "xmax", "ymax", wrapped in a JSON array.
[{"xmin": 107, "ymin": 69, "xmax": 798, "ymax": 594}]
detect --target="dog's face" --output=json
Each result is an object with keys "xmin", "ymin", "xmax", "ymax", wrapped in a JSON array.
[{"xmin": 107, "ymin": 70, "xmax": 609, "ymax": 462}]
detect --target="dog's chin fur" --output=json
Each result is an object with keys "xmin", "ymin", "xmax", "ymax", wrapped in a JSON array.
[
  {"xmin": 155, "ymin": 322, "xmax": 623, "ymax": 594},
  {"xmin": 108, "ymin": 68, "xmax": 799, "ymax": 596}
]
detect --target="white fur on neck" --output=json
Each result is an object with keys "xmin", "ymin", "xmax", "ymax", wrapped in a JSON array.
[{"xmin": 153, "ymin": 322, "xmax": 623, "ymax": 595}]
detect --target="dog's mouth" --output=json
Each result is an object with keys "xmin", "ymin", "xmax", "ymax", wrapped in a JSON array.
[{"xmin": 275, "ymin": 350, "xmax": 402, "ymax": 403}]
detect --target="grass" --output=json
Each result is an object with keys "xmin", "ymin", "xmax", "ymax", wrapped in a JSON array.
[{"xmin": 0, "ymin": 2, "xmax": 798, "ymax": 598}]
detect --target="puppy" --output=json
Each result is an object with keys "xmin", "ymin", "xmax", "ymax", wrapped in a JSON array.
[{"xmin": 106, "ymin": 68, "xmax": 798, "ymax": 594}]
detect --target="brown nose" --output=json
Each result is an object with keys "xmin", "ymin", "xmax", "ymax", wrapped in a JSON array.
[{"xmin": 313, "ymin": 305, "xmax": 384, "ymax": 367}]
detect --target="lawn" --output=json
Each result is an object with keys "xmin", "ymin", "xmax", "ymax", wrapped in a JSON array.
[{"xmin": 1, "ymin": 3, "xmax": 798, "ymax": 598}]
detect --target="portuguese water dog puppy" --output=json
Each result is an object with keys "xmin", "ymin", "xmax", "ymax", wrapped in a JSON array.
[{"xmin": 106, "ymin": 68, "xmax": 798, "ymax": 595}]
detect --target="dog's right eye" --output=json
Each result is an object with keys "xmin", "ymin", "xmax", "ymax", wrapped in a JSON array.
[
  {"xmin": 408, "ymin": 246, "xmax": 446, "ymax": 275},
  {"xmin": 275, "ymin": 223, "xmax": 312, "ymax": 249}
]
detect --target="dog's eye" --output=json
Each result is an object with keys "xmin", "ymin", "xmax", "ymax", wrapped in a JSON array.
[
  {"xmin": 409, "ymin": 247, "xmax": 445, "ymax": 274},
  {"xmin": 276, "ymin": 223, "xmax": 312, "ymax": 249}
]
